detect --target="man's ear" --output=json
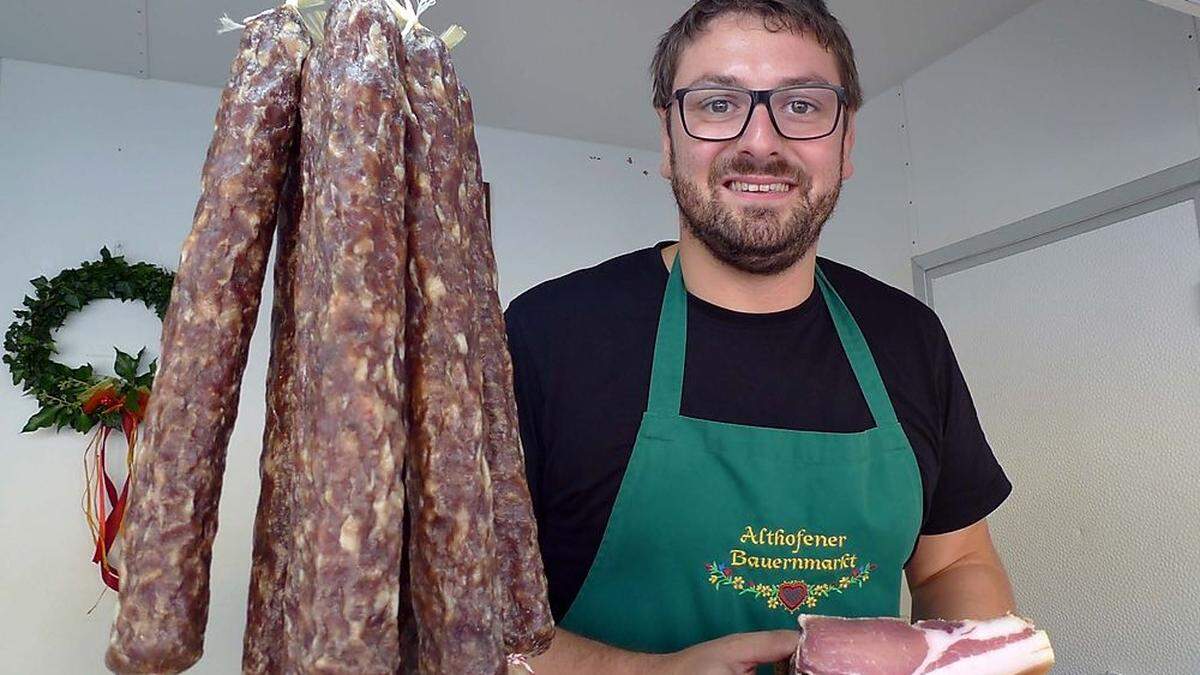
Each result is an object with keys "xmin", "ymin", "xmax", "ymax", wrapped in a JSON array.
[
  {"xmin": 659, "ymin": 108, "xmax": 673, "ymax": 180},
  {"xmin": 840, "ymin": 111, "xmax": 856, "ymax": 181}
]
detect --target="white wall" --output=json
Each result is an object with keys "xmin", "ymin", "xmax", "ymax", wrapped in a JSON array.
[
  {"xmin": 478, "ymin": 127, "xmax": 675, "ymax": 305},
  {"xmin": 824, "ymin": 0, "xmax": 1200, "ymax": 276},
  {"xmin": 840, "ymin": 0, "xmax": 1200, "ymax": 667},
  {"xmin": 903, "ymin": 0, "xmax": 1200, "ymax": 254},
  {"xmin": 0, "ymin": 59, "xmax": 228, "ymax": 675},
  {"xmin": 932, "ymin": 199, "xmax": 1200, "ymax": 675},
  {"xmin": 820, "ymin": 85, "xmax": 918, "ymax": 292},
  {"xmin": 0, "ymin": 56, "xmax": 677, "ymax": 674}
]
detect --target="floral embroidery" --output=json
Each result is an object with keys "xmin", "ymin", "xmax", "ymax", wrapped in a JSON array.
[{"xmin": 704, "ymin": 560, "xmax": 877, "ymax": 613}]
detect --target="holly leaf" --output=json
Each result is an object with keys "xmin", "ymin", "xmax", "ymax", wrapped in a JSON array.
[
  {"xmin": 136, "ymin": 359, "xmax": 158, "ymax": 388},
  {"xmin": 124, "ymin": 389, "xmax": 144, "ymax": 416},
  {"xmin": 114, "ymin": 348, "xmax": 138, "ymax": 381},
  {"xmin": 99, "ymin": 410, "xmax": 123, "ymax": 430},
  {"xmin": 53, "ymin": 406, "xmax": 76, "ymax": 430},
  {"xmin": 72, "ymin": 411, "xmax": 97, "ymax": 433},
  {"xmin": 22, "ymin": 405, "xmax": 62, "ymax": 433}
]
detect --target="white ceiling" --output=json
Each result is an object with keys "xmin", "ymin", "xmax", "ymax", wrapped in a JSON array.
[{"xmin": 0, "ymin": 0, "xmax": 1042, "ymax": 150}]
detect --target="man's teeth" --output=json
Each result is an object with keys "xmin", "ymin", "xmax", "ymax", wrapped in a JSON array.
[{"xmin": 729, "ymin": 181, "xmax": 792, "ymax": 193}]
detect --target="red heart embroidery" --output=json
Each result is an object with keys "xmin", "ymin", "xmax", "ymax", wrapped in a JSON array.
[{"xmin": 777, "ymin": 581, "xmax": 808, "ymax": 611}]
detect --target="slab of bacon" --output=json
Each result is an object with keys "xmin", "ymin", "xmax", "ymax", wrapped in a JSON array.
[{"xmin": 793, "ymin": 614, "xmax": 1054, "ymax": 675}]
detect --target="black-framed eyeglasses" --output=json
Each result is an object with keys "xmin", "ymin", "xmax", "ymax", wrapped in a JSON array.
[{"xmin": 669, "ymin": 84, "xmax": 846, "ymax": 142}]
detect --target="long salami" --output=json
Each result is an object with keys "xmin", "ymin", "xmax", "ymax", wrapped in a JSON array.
[
  {"xmin": 105, "ymin": 7, "xmax": 309, "ymax": 673},
  {"xmin": 279, "ymin": 24, "xmax": 331, "ymax": 672},
  {"xmin": 282, "ymin": 0, "xmax": 410, "ymax": 671},
  {"xmin": 440, "ymin": 56, "xmax": 556, "ymax": 658},
  {"xmin": 400, "ymin": 25, "xmax": 506, "ymax": 674},
  {"xmin": 241, "ymin": 154, "xmax": 302, "ymax": 674}
]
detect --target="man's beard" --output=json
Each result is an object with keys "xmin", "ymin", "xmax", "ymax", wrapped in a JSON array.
[{"xmin": 669, "ymin": 148, "xmax": 842, "ymax": 275}]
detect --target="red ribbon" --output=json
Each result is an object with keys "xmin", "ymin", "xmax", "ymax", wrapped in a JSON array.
[{"xmin": 83, "ymin": 387, "xmax": 144, "ymax": 592}]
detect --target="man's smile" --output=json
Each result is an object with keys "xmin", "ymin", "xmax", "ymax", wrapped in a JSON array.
[{"xmin": 720, "ymin": 175, "xmax": 798, "ymax": 203}]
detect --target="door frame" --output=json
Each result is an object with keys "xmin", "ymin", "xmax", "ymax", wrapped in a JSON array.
[{"xmin": 912, "ymin": 157, "xmax": 1200, "ymax": 307}]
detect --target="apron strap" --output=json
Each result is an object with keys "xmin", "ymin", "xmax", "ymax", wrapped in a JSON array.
[
  {"xmin": 647, "ymin": 254, "xmax": 901, "ymax": 428},
  {"xmin": 646, "ymin": 254, "xmax": 688, "ymax": 415},
  {"xmin": 814, "ymin": 264, "xmax": 901, "ymax": 428}
]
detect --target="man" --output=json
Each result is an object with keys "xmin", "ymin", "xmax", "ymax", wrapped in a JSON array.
[{"xmin": 504, "ymin": 1, "xmax": 1017, "ymax": 672}]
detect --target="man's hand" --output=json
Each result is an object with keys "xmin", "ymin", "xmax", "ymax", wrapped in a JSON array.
[
  {"xmin": 655, "ymin": 630, "xmax": 799, "ymax": 675},
  {"xmin": 526, "ymin": 628, "xmax": 798, "ymax": 675}
]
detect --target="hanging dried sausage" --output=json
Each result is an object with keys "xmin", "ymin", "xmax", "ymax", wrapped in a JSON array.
[
  {"xmin": 283, "ymin": 0, "xmax": 410, "ymax": 670},
  {"xmin": 400, "ymin": 25, "xmax": 506, "ymax": 674},
  {"xmin": 440, "ymin": 55, "xmax": 556, "ymax": 659},
  {"xmin": 105, "ymin": 8, "xmax": 310, "ymax": 673},
  {"xmin": 241, "ymin": 158, "xmax": 303, "ymax": 675}
]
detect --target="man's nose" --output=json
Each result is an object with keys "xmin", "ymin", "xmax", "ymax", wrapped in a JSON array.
[{"xmin": 734, "ymin": 102, "xmax": 785, "ymax": 157}]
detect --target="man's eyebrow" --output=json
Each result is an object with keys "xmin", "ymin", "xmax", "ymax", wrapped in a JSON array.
[
  {"xmin": 684, "ymin": 73, "xmax": 743, "ymax": 88},
  {"xmin": 776, "ymin": 74, "xmax": 835, "ymax": 87},
  {"xmin": 681, "ymin": 73, "xmax": 836, "ymax": 89}
]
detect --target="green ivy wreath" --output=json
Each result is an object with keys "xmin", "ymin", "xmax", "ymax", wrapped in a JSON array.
[{"xmin": 3, "ymin": 248, "xmax": 175, "ymax": 434}]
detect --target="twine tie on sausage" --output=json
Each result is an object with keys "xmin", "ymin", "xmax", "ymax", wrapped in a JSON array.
[
  {"xmin": 507, "ymin": 653, "xmax": 535, "ymax": 674},
  {"xmin": 218, "ymin": 0, "xmax": 461, "ymax": 48},
  {"xmin": 218, "ymin": 0, "xmax": 324, "ymax": 35},
  {"xmin": 386, "ymin": 0, "xmax": 435, "ymax": 37}
]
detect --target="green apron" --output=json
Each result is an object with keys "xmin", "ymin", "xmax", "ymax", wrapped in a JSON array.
[{"xmin": 559, "ymin": 255, "xmax": 923, "ymax": 669}]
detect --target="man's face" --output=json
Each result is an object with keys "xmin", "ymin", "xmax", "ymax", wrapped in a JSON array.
[{"xmin": 659, "ymin": 13, "xmax": 856, "ymax": 275}]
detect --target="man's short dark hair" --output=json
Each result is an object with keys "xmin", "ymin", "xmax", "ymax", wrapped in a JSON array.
[{"xmin": 651, "ymin": 0, "xmax": 863, "ymax": 113}]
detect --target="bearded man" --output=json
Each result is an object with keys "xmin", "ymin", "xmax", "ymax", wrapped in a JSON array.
[{"xmin": 503, "ymin": 2, "xmax": 1017, "ymax": 672}]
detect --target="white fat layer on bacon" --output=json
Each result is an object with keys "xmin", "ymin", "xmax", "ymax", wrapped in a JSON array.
[
  {"xmin": 912, "ymin": 614, "xmax": 1026, "ymax": 673},
  {"xmin": 920, "ymin": 630, "xmax": 1054, "ymax": 675}
]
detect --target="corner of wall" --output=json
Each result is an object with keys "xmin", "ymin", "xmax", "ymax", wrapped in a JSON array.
[
  {"xmin": 897, "ymin": 84, "xmax": 923, "ymax": 299},
  {"xmin": 137, "ymin": 0, "xmax": 149, "ymax": 78},
  {"xmin": 1192, "ymin": 15, "xmax": 1200, "ymax": 251},
  {"xmin": 1190, "ymin": 17, "xmax": 1200, "ymax": 146}
]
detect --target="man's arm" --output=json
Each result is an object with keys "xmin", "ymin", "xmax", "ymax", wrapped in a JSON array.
[
  {"xmin": 523, "ymin": 629, "xmax": 659, "ymax": 674},
  {"xmin": 905, "ymin": 518, "xmax": 1016, "ymax": 620},
  {"xmin": 523, "ymin": 627, "xmax": 797, "ymax": 675}
]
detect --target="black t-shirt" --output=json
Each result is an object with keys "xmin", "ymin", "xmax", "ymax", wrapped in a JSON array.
[{"xmin": 504, "ymin": 242, "xmax": 1012, "ymax": 620}]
